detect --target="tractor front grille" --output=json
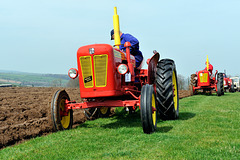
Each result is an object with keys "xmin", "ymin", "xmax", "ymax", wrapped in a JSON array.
[
  {"xmin": 80, "ymin": 56, "xmax": 93, "ymax": 88},
  {"xmin": 94, "ymin": 55, "xmax": 108, "ymax": 87},
  {"xmin": 199, "ymin": 73, "xmax": 208, "ymax": 83},
  {"xmin": 80, "ymin": 55, "xmax": 108, "ymax": 88}
]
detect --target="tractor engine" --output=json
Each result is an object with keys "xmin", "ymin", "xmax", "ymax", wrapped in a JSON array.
[{"xmin": 69, "ymin": 44, "xmax": 135, "ymax": 98}]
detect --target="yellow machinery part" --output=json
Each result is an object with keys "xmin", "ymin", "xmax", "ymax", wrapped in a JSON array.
[
  {"xmin": 172, "ymin": 70, "xmax": 178, "ymax": 111},
  {"xmin": 113, "ymin": 7, "xmax": 121, "ymax": 49},
  {"xmin": 152, "ymin": 93, "xmax": 156, "ymax": 126},
  {"xmin": 206, "ymin": 55, "xmax": 209, "ymax": 71}
]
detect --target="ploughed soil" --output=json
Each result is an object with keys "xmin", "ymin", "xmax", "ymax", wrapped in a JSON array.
[{"xmin": 0, "ymin": 87, "xmax": 190, "ymax": 149}]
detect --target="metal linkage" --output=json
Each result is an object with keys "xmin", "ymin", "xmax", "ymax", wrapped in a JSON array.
[{"xmin": 65, "ymin": 99, "xmax": 139, "ymax": 110}]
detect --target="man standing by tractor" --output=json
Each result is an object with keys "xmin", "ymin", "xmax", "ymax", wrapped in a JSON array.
[{"xmin": 110, "ymin": 29, "xmax": 143, "ymax": 68}]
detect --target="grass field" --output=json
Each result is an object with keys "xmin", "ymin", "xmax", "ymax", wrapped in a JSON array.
[{"xmin": 1, "ymin": 92, "xmax": 240, "ymax": 159}]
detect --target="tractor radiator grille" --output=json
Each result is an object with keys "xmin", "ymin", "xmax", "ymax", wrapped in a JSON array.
[
  {"xmin": 94, "ymin": 55, "xmax": 108, "ymax": 87},
  {"xmin": 80, "ymin": 56, "xmax": 93, "ymax": 88},
  {"xmin": 200, "ymin": 73, "xmax": 208, "ymax": 83}
]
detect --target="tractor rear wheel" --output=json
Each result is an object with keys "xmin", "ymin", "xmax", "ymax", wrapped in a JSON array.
[
  {"xmin": 189, "ymin": 74, "xmax": 197, "ymax": 95},
  {"xmin": 189, "ymin": 85, "xmax": 194, "ymax": 96},
  {"xmin": 51, "ymin": 90, "xmax": 73, "ymax": 131},
  {"xmin": 190, "ymin": 74, "xmax": 197, "ymax": 87},
  {"xmin": 217, "ymin": 73, "xmax": 224, "ymax": 96},
  {"xmin": 156, "ymin": 59, "xmax": 179, "ymax": 120},
  {"xmin": 230, "ymin": 83, "xmax": 235, "ymax": 93},
  {"xmin": 140, "ymin": 84, "xmax": 157, "ymax": 134}
]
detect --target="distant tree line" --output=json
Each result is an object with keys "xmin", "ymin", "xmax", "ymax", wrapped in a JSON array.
[
  {"xmin": 51, "ymin": 79, "xmax": 63, "ymax": 87},
  {"xmin": 177, "ymin": 74, "xmax": 189, "ymax": 90},
  {"xmin": 43, "ymin": 74, "xmax": 69, "ymax": 80},
  {"xmin": 66, "ymin": 77, "xmax": 79, "ymax": 88}
]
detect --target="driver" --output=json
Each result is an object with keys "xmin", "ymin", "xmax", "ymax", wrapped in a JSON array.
[{"xmin": 111, "ymin": 29, "xmax": 143, "ymax": 68}]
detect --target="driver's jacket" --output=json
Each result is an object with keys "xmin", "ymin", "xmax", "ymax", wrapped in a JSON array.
[{"xmin": 119, "ymin": 33, "xmax": 143, "ymax": 68}]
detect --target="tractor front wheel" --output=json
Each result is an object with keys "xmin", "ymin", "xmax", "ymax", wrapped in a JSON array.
[
  {"xmin": 140, "ymin": 84, "xmax": 157, "ymax": 134},
  {"xmin": 156, "ymin": 59, "xmax": 179, "ymax": 120},
  {"xmin": 51, "ymin": 90, "xmax": 73, "ymax": 131}
]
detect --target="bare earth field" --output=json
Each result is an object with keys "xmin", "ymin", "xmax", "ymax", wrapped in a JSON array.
[{"xmin": 0, "ymin": 87, "xmax": 190, "ymax": 149}]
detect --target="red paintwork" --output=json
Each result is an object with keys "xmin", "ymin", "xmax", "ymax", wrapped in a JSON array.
[
  {"xmin": 125, "ymin": 42, "xmax": 135, "ymax": 81},
  {"xmin": 67, "ymin": 43, "xmax": 159, "ymax": 111},
  {"xmin": 77, "ymin": 44, "xmax": 136, "ymax": 98},
  {"xmin": 224, "ymin": 76, "xmax": 233, "ymax": 90},
  {"xmin": 65, "ymin": 99, "xmax": 140, "ymax": 110},
  {"xmin": 197, "ymin": 70, "xmax": 210, "ymax": 86},
  {"xmin": 147, "ymin": 52, "xmax": 160, "ymax": 85},
  {"xmin": 192, "ymin": 69, "xmax": 218, "ymax": 93},
  {"xmin": 151, "ymin": 106, "xmax": 156, "ymax": 113}
]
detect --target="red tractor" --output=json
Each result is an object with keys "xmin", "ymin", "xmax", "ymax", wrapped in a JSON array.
[
  {"xmin": 50, "ymin": 7, "xmax": 179, "ymax": 134},
  {"xmin": 223, "ymin": 74, "xmax": 235, "ymax": 92},
  {"xmin": 190, "ymin": 57, "xmax": 224, "ymax": 96}
]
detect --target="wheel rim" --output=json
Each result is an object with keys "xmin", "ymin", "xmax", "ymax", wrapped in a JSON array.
[
  {"xmin": 60, "ymin": 99, "xmax": 70, "ymax": 129},
  {"xmin": 100, "ymin": 107, "xmax": 108, "ymax": 115},
  {"xmin": 152, "ymin": 93, "xmax": 156, "ymax": 126},
  {"xmin": 172, "ymin": 70, "xmax": 178, "ymax": 111}
]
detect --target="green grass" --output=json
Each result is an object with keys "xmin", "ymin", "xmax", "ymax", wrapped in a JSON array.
[{"xmin": 1, "ymin": 92, "xmax": 240, "ymax": 160}]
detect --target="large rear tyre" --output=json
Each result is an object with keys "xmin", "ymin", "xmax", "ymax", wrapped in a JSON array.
[
  {"xmin": 230, "ymin": 83, "xmax": 235, "ymax": 93},
  {"xmin": 140, "ymin": 84, "xmax": 157, "ymax": 134},
  {"xmin": 190, "ymin": 74, "xmax": 197, "ymax": 87},
  {"xmin": 51, "ymin": 90, "xmax": 73, "ymax": 131},
  {"xmin": 189, "ymin": 85, "xmax": 194, "ymax": 96},
  {"xmin": 190, "ymin": 74, "xmax": 197, "ymax": 95},
  {"xmin": 156, "ymin": 59, "xmax": 179, "ymax": 120},
  {"xmin": 217, "ymin": 73, "xmax": 224, "ymax": 96}
]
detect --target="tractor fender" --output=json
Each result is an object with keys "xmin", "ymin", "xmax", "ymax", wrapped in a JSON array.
[{"xmin": 147, "ymin": 51, "xmax": 160, "ymax": 84}]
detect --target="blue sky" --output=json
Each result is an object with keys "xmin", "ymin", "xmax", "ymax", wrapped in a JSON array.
[{"xmin": 1, "ymin": 0, "xmax": 240, "ymax": 77}]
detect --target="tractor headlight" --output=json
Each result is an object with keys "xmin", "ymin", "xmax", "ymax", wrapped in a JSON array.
[
  {"xmin": 117, "ymin": 64, "xmax": 128, "ymax": 75},
  {"xmin": 68, "ymin": 68, "xmax": 78, "ymax": 79}
]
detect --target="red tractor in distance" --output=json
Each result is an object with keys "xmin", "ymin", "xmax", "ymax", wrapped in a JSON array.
[
  {"xmin": 190, "ymin": 56, "xmax": 224, "ymax": 96},
  {"xmin": 223, "ymin": 74, "xmax": 235, "ymax": 92},
  {"xmin": 50, "ymin": 7, "xmax": 179, "ymax": 134}
]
